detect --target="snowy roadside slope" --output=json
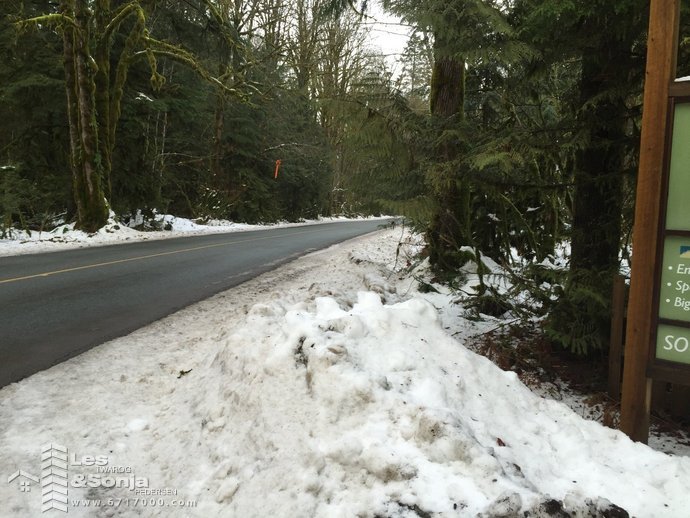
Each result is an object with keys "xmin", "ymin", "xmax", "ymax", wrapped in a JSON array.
[
  {"xmin": 0, "ymin": 215, "xmax": 389, "ymax": 257},
  {"xmin": 1, "ymin": 228, "xmax": 689, "ymax": 517}
]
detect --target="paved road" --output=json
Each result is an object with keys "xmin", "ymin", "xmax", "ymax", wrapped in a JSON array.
[{"xmin": 0, "ymin": 220, "xmax": 392, "ymax": 386}]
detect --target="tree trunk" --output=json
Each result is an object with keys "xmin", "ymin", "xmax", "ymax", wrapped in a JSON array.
[
  {"xmin": 570, "ymin": 53, "xmax": 625, "ymax": 276},
  {"xmin": 549, "ymin": 26, "xmax": 631, "ymax": 355},
  {"xmin": 62, "ymin": 0, "xmax": 109, "ymax": 232},
  {"xmin": 212, "ymin": 74, "xmax": 226, "ymax": 184},
  {"xmin": 430, "ymin": 55, "xmax": 465, "ymax": 120},
  {"xmin": 426, "ymin": 38, "xmax": 469, "ymax": 274},
  {"xmin": 94, "ymin": 0, "xmax": 111, "ymax": 199}
]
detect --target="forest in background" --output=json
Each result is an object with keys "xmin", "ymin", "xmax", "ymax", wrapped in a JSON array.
[{"xmin": 2, "ymin": 0, "xmax": 690, "ymax": 357}]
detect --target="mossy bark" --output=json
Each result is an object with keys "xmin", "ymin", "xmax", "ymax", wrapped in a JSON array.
[
  {"xmin": 62, "ymin": 0, "xmax": 109, "ymax": 232},
  {"xmin": 430, "ymin": 53, "xmax": 465, "ymax": 120},
  {"xmin": 94, "ymin": 0, "xmax": 112, "ymax": 199},
  {"xmin": 426, "ymin": 38, "xmax": 470, "ymax": 274},
  {"xmin": 59, "ymin": 0, "xmax": 154, "ymax": 231}
]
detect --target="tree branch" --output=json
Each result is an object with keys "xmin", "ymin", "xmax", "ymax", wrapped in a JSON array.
[{"xmin": 14, "ymin": 13, "xmax": 76, "ymax": 33}]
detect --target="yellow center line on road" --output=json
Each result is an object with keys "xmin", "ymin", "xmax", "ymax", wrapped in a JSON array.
[{"xmin": 0, "ymin": 227, "xmax": 329, "ymax": 285}]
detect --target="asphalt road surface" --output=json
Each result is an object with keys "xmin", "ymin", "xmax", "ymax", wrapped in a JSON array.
[{"xmin": 0, "ymin": 220, "xmax": 393, "ymax": 387}]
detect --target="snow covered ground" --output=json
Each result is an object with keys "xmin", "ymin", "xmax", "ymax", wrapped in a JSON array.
[
  {"xmin": 0, "ymin": 213, "xmax": 388, "ymax": 257},
  {"xmin": 2, "ymin": 227, "xmax": 690, "ymax": 517}
]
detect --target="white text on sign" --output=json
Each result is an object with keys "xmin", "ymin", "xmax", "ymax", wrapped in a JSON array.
[
  {"xmin": 663, "ymin": 334, "xmax": 690, "ymax": 353},
  {"xmin": 673, "ymin": 297, "xmax": 690, "ymax": 311},
  {"xmin": 675, "ymin": 281, "xmax": 690, "ymax": 293},
  {"xmin": 677, "ymin": 264, "xmax": 690, "ymax": 274}
]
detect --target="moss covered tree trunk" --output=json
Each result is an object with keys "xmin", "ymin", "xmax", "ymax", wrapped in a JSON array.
[
  {"xmin": 62, "ymin": 0, "xmax": 109, "ymax": 232},
  {"xmin": 21, "ymin": 0, "xmax": 171, "ymax": 230},
  {"xmin": 426, "ymin": 37, "xmax": 470, "ymax": 274},
  {"xmin": 94, "ymin": 0, "xmax": 112, "ymax": 199},
  {"xmin": 430, "ymin": 52, "xmax": 465, "ymax": 119}
]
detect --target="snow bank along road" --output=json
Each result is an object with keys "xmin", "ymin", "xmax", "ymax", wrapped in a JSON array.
[
  {"xmin": 4, "ymin": 228, "xmax": 689, "ymax": 517},
  {"xmin": 0, "ymin": 220, "xmax": 392, "ymax": 386}
]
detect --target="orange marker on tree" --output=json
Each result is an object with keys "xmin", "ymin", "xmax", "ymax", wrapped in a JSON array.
[{"xmin": 274, "ymin": 159, "xmax": 282, "ymax": 179}]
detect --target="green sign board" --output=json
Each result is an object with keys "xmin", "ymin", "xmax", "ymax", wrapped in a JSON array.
[
  {"xmin": 657, "ymin": 323, "xmax": 690, "ymax": 364},
  {"xmin": 656, "ymin": 100, "xmax": 690, "ymax": 366},
  {"xmin": 664, "ymin": 103, "xmax": 690, "ymax": 230},
  {"xmin": 659, "ymin": 236, "xmax": 690, "ymax": 321}
]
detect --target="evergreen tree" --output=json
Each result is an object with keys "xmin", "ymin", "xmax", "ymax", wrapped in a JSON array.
[
  {"xmin": 514, "ymin": 0, "xmax": 648, "ymax": 354},
  {"xmin": 15, "ymin": 0, "xmax": 230, "ymax": 231},
  {"xmin": 1, "ymin": 0, "xmax": 70, "ymax": 226}
]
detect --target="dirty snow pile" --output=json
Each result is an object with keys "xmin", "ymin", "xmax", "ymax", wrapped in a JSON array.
[
  {"xmin": 2, "ymin": 228, "xmax": 690, "ymax": 517},
  {"xmin": 195, "ymin": 275, "xmax": 688, "ymax": 517}
]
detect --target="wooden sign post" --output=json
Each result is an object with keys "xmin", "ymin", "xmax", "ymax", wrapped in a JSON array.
[{"xmin": 620, "ymin": 0, "xmax": 681, "ymax": 442}]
